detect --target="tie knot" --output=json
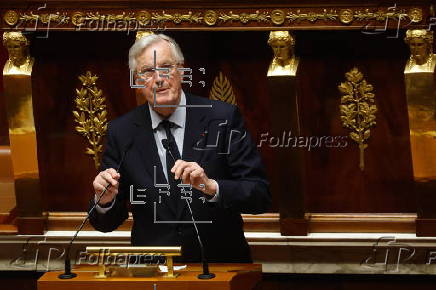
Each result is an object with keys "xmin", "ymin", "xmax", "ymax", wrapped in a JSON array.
[{"xmin": 160, "ymin": 120, "xmax": 174, "ymax": 130}]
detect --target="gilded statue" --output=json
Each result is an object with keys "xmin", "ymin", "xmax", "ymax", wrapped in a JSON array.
[
  {"xmin": 2, "ymin": 31, "xmax": 35, "ymax": 133},
  {"xmin": 267, "ymin": 31, "xmax": 299, "ymax": 76},
  {"xmin": 404, "ymin": 29, "xmax": 435, "ymax": 73},
  {"xmin": 2, "ymin": 32, "xmax": 34, "ymax": 75},
  {"xmin": 403, "ymin": 29, "xmax": 436, "ymax": 181}
]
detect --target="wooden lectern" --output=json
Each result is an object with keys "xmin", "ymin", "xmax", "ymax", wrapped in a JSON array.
[{"xmin": 38, "ymin": 264, "xmax": 262, "ymax": 290}]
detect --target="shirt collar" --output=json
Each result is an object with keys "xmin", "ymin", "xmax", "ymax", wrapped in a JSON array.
[{"xmin": 148, "ymin": 91, "xmax": 186, "ymax": 130}]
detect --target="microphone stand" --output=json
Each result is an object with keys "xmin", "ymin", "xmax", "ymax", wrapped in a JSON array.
[
  {"xmin": 162, "ymin": 139, "xmax": 215, "ymax": 279},
  {"xmin": 58, "ymin": 142, "xmax": 132, "ymax": 279},
  {"xmin": 58, "ymin": 182, "xmax": 112, "ymax": 279}
]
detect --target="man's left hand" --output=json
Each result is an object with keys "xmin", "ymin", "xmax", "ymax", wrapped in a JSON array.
[{"xmin": 171, "ymin": 160, "xmax": 217, "ymax": 196}]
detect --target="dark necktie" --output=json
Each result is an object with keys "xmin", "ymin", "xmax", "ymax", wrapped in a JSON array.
[{"xmin": 160, "ymin": 120, "xmax": 182, "ymax": 212}]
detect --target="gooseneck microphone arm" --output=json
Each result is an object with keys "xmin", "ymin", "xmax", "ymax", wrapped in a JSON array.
[
  {"xmin": 58, "ymin": 140, "xmax": 134, "ymax": 279},
  {"xmin": 162, "ymin": 139, "xmax": 215, "ymax": 280}
]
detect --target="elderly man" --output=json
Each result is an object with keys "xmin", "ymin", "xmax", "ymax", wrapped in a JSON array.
[{"xmin": 89, "ymin": 34, "xmax": 271, "ymax": 262}]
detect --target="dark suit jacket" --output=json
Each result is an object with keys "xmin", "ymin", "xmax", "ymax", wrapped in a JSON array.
[{"xmin": 89, "ymin": 94, "xmax": 271, "ymax": 263}]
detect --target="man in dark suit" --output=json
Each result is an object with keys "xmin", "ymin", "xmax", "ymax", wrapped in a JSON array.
[{"xmin": 90, "ymin": 34, "xmax": 271, "ymax": 263}]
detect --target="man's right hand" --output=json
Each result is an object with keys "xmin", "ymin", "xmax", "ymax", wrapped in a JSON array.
[{"xmin": 93, "ymin": 168, "xmax": 120, "ymax": 205}]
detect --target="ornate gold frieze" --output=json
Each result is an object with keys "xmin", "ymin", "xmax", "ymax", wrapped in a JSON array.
[
  {"xmin": 2, "ymin": 7, "xmax": 424, "ymax": 29},
  {"xmin": 338, "ymin": 68, "xmax": 377, "ymax": 171},
  {"xmin": 152, "ymin": 11, "xmax": 203, "ymax": 24},
  {"xmin": 287, "ymin": 9, "xmax": 337, "ymax": 22},
  {"xmin": 17, "ymin": 11, "xmax": 70, "ymax": 25},
  {"xmin": 73, "ymin": 71, "xmax": 108, "ymax": 169},
  {"xmin": 209, "ymin": 72, "xmax": 237, "ymax": 105},
  {"xmin": 218, "ymin": 10, "xmax": 269, "ymax": 24}
]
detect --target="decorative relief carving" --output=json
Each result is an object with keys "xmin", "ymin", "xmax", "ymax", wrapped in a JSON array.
[
  {"xmin": 271, "ymin": 9, "xmax": 286, "ymax": 25},
  {"xmin": 73, "ymin": 71, "xmax": 108, "ymax": 169},
  {"xmin": 408, "ymin": 8, "xmax": 423, "ymax": 23},
  {"xmin": 339, "ymin": 9, "xmax": 354, "ymax": 24},
  {"xmin": 338, "ymin": 68, "xmax": 377, "ymax": 171},
  {"xmin": 204, "ymin": 10, "xmax": 218, "ymax": 26},
  {"xmin": 287, "ymin": 9, "xmax": 337, "ymax": 22},
  {"xmin": 209, "ymin": 72, "xmax": 237, "ymax": 105},
  {"xmin": 2, "ymin": 7, "xmax": 423, "ymax": 29},
  {"xmin": 3, "ymin": 10, "xmax": 18, "ymax": 26}
]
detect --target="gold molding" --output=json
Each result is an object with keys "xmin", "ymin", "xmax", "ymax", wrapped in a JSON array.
[
  {"xmin": 3, "ymin": 10, "xmax": 18, "ymax": 26},
  {"xmin": 339, "ymin": 9, "xmax": 354, "ymax": 24},
  {"xmin": 338, "ymin": 67, "xmax": 377, "ymax": 171},
  {"xmin": 2, "ymin": 7, "xmax": 424, "ymax": 29},
  {"xmin": 209, "ymin": 71, "xmax": 237, "ymax": 105},
  {"xmin": 73, "ymin": 71, "xmax": 108, "ymax": 169}
]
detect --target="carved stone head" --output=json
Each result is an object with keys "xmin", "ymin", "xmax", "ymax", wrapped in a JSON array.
[
  {"xmin": 2, "ymin": 32, "xmax": 30, "ymax": 67},
  {"xmin": 404, "ymin": 29, "xmax": 433, "ymax": 65},
  {"xmin": 268, "ymin": 31, "xmax": 295, "ymax": 66}
]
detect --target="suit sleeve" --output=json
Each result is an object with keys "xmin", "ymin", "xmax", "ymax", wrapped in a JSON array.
[
  {"xmin": 89, "ymin": 122, "xmax": 129, "ymax": 232},
  {"xmin": 215, "ymin": 106, "xmax": 271, "ymax": 214}
]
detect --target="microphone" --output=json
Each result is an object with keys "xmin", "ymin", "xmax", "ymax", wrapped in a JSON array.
[
  {"xmin": 161, "ymin": 139, "xmax": 215, "ymax": 280},
  {"xmin": 58, "ymin": 139, "xmax": 135, "ymax": 279}
]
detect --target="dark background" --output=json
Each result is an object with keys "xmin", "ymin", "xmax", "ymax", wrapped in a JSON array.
[{"xmin": 0, "ymin": 30, "xmax": 416, "ymax": 213}]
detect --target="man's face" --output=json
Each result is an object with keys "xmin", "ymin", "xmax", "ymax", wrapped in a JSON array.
[
  {"xmin": 135, "ymin": 41, "xmax": 182, "ymax": 116},
  {"xmin": 409, "ymin": 38, "xmax": 430, "ymax": 65}
]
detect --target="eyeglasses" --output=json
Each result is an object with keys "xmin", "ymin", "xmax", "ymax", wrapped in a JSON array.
[{"xmin": 136, "ymin": 63, "xmax": 179, "ymax": 81}]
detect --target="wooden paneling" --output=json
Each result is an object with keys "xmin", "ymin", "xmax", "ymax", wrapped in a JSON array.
[
  {"xmin": 308, "ymin": 213, "xmax": 416, "ymax": 233},
  {"xmin": 297, "ymin": 30, "xmax": 415, "ymax": 213},
  {"xmin": 47, "ymin": 212, "xmax": 418, "ymax": 233},
  {"xmin": 29, "ymin": 31, "xmax": 276, "ymax": 212},
  {"xmin": 30, "ymin": 32, "xmax": 137, "ymax": 211},
  {"xmin": 0, "ymin": 271, "xmax": 43, "ymax": 290},
  {"xmin": 15, "ymin": 30, "xmax": 421, "ymax": 217},
  {"xmin": 0, "ymin": 28, "xmax": 428, "ymax": 235},
  {"xmin": 46, "ymin": 212, "xmax": 281, "ymax": 232}
]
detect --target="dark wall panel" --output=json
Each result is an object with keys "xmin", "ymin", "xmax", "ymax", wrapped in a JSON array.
[{"xmin": 26, "ymin": 30, "xmax": 416, "ymax": 213}]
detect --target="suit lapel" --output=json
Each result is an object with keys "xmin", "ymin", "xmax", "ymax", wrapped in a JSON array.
[
  {"xmin": 176, "ymin": 94, "xmax": 209, "ymax": 220},
  {"xmin": 132, "ymin": 105, "xmax": 179, "ymax": 215}
]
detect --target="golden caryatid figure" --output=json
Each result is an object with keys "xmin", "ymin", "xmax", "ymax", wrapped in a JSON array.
[
  {"xmin": 2, "ymin": 32, "xmax": 34, "ymax": 75},
  {"xmin": 404, "ymin": 29, "xmax": 435, "ymax": 73},
  {"xmin": 2, "ymin": 32, "xmax": 35, "ymax": 133},
  {"xmin": 2, "ymin": 31, "xmax": 42, "ymax": 233},
  {"xmin": 403, "ymin": 29, "xmax": 436, "ymax": 181},
  {"xmin": 267, "ymin": 31, "xmax": 299, "ymax": 76}
]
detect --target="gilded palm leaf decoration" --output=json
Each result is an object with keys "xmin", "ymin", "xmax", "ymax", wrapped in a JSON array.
[
  {"xmin": 73, "ymin": 71, "xmax": 108, "ymax": 169},
  {"xmin": 338, "ymin": 67, "xmax": 377, "ymax": 171},
  {"xmin": 209, "ymin": 71, "xmax": 237, "ymax": 105}
]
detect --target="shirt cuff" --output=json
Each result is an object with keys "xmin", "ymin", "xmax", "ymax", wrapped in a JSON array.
[
  {"xmin": 206, "ymin": 180, "xmax": 220, "ymax": 203},
  {"xmin": 94, "ymin": 194, "xmax": 115, "ymax": 214}
]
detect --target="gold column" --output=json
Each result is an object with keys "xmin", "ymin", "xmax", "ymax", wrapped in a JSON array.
[
  {"xmin": 2, "ymin": 32, "xmax": 44, "ymax": 234},
  {"xmin": 266, "ymin": 31, "xmax": 306, "ymax": 235},
  {"xmin": 404, "ymin": 29, "xmax": 436, "ymax": 181},
  {"xmin": 404, "ymin": 29, "xmax": 436, "ymax": 235}
]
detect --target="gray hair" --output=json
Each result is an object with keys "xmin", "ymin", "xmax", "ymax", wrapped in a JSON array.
[{"xmin": 128, "ymin": 34, "xmax": 184, "ymax": 71}]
